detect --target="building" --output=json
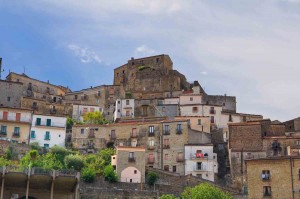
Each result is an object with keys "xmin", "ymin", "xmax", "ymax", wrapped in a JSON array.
[
  {"xmin": 184, "ymin": 144, "xmax": 218, "ymax": 182},
  {"xmin": 30, "ymin": 114, "xmax": 67, "ymax": 148},
  {"xmin": 0, "ymin": 107, "xmax": 33, "ymax": 144},
  {"xmin": 72, "ymin": 104, "xmax": 103, "ymax": 122},
  {"xmin": 0, "ymin": 80, "xmax": 23, "ymax": 107},
  {"xmin": 246, "ymin": 157, "xmax": 300, "ymax": 199},
  {"xmin": 112, "ymin": 146, "xmax": 146, "ymax": 183},
  {"xmin": 284, "ymin": 117, "xmax": 300, "ymax": 132},
  {"xmin": 114, "ymin": 99, "xmax": 135, "ymax": 122}
]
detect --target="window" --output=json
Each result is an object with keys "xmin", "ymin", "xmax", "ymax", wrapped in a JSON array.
[
  {"xmin": 198, "ymin": 119, "xmax": 201, "ymax": 125},
  {"xmin": 148, "ymin": 154, "xmax": 154, "ymax": 163},
  {"xmin": 15, "ymin": 113, "xmax": 21, "ymax": 121},
  {"xmin": 177, "ymin": 124, "xmax": 182, "ymax": 131},
  {"xmin": 36, "ymin": 118, "xmax": 41, "ymax": 125},
  {"xmin": 192, "ymin": 107, "xmax": 198, "ymax": 113},
  {"xmin": 211, "ymin": 116, "xmax": 214, "ymax": 123},
  {"xmin": 210, "ymin": 107, "xmax": 215, "ymax": 114},
  {"xmin": 131, "ymin": 128, "xmax": 137, "ymax": 138},
  {"xmin": 165, "ymin": 154, "xmax": 169, "ymax": 160},
  {"xmin": 164, "ymin": 125, "xmax": 170, "ymax": 135},
  {"xmin": 3, "ymin": 111, "xmax": 8, "ymax": 120},
  {"xmin": 110, "ymin": 130, "xmax": 116, "ymax": 139},
  {"xmin": 262, "ymin": 170, "xmax": 270, "ymax": 180},
  {"xmin": 118, "ymin": 100, "xmax": 120, "ymax": 104},
  {"xmin": 190, "ymin": 97, "xmax": 193, "ymax": 101},
  {"xmin": 81, "ymin": 129, "xmax": 84, "ymax": 134},
  {"xmin": 1, "ymin": 125, "xmax": 7, "ymax": 134},
  {"xmin": 149, "ymin": 126, "xmax": 154, "ymax": 133},
  {"xmin": 46, "ymin": 119, "xmax": 51, "ymax": 126},
  {"xmin": 31, "ymin": 131, "xmax": 36, "ymax": 139},
  {"xmin": 44, "ymin": 144, "xmax": 49, "ymax": 149},
  {"xmin": 74, "ymin": 95, "xmax": 78, "ymax": 100},
  {"xmin": 7, "ymin": 97, "xmax": 10, "ymax": 102},
  {"xmin": 296, "ymin": 140, "xmax": 300, "ymax": 146},
  {"xmin": 83, "ymin": 108, "xmax": 88, "ymax": 114},
  {"xmin": 90, "ymin": 108, "xmax": 95, "ymax": 112},
  {"xmin": 156, "ymin": 58, "xmax": 159, "ymax": 62},
  {"xmin": 263, "ymin": 186, "xmax": 271, "ymax": 197},
  {"xmin": 197, "ymin": 162, "xmax": 202, "ymax": 170},
  {"xmin": 128, "ymin": 152, "xmax": 135, "ymax": 162},
  {"xmin": 126, "ymin": 100, "xmax": 129, "ymax": 105},
  {"xmin": 97, "ymin": 91, "xmax": 101, "ymax": 96},
  {"xmin": 126, "ymin": 111, "xmax": 130, "ymax": 116},
  {"xmin": 163, "ymin": 139, "xmax": 170, "ymax": 148},
  {"xmin": 173, "ymin": 166, "xmax": 176, "ymax": 172},
  {"xmin": 149, "ymin": 139, "xmax": 155, "ymax": 147},
  {"xmin": 13, "ymin": 127, "xmax": 20, "ymax": 137},
  {"xmin": 45, "ymin": 131, "xmax": 50, "ymax": 140},
  {"xmin": 177, "ymin": 152, "xmax": 184, "ymax": 162},
  {"xmin": 164, "ymin": 165, "xmax": 169, "ymax": 171},
  {"xmin": 134, "ymin": 170, "xmax": 137, "ymax": 174},
  {"xmin": 229, "ymin": 114, "xmax": 233, "ymax": 122}
]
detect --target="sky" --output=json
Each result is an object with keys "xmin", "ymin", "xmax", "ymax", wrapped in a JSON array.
[{"xmin": 0, "ymin": 0, "xmax": 300, "ymax": 121}]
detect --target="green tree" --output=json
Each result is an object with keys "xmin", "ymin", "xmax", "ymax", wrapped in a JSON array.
[
  {"xmin": 64, "ymin": 154, "xmax": 84, "ymax": 171},
  {"xmin": 98, "ymin": 148, "xmax": 115, "ymax": 166},
  {"xmin": 20, "ymin": 150, "xmax": 41, "ymax": 168},
  {"xmin": 159, "ymin": 194, "xmax": 179, "ymax": 199},
  {"xmin": 81, "ymin": 167, "xmax": 96, "ymax": 183},
  {"xmin": 50, "ymin": 145, "xmax": 70, "ymax": 164},
  {"xmin": 181, "ymin": 183, "xmax": 233, "ymax": 199},
  {"xmin": 146, "ymin": 172, "xmax": 159, "ymax": 185},
  {"xmin": 0, "ymin": 157, "xmax": 11, "ymax": 166},
  {"xmin": 103, "ymin": 165, "xmax": 118, "ymax": 183},
  {"xmin": 67, "ymin": 117, "xmax": 76, "ymax": 130},
  {"xmin": 39, "ymin": 153, "xmax": 64, "ymax": 170},
  {"xmin": 83, "ymin": 111, "xmax": 108, "ymax": 124},
  {"xmin": 30, "ymin": 142, "xmax": 42, "ymax": 152}
]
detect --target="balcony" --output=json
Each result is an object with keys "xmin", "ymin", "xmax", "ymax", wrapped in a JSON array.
[
  {"xmin": 0, "ymin": 131, "xmax": 7, "ymax": 136},
  {"xmin": 163, "ymin": 130, "xmax": 170, "ymax": 135},
  {"xmin": 12, "ymin": 132, "xmax": 20, "ymax": 138},
  {"xmin": 35, "ymin": 121, "xmax": 65, "ymax": 128},
  {"xmin": 0, "ymin": 115, "xmax": 31, "ymax": 123},
  {"xmin": 31, "ymin": 167, "xmax": 53, "ymax": 176},
  {"xmin": 128, "ymin": 157, "xmax": 136, "ymax": 162},
  {"xmin": 193, "ymin": 166, "xmax": 207, "ymax": 172},
  {"xmin": 55, "ymin": 169, "xmax": 78, "ymax": 177},
  {"xmin": 88, "ymin": 133, "xmax": 95, "ymax": 138},
  {"xmin": 190, "ymin": 153, "xmax": 209, "ymax": 160},
  {"xmin": 148, "ymin": 145, "xmax": 155, "ymax": 150},
  {"xmin": 131, "ymin": 133, "xmax": 137, "ymax": 138},
  {"xmin": 209, "ymin": 110, "xmax": 216, "ymax": 114},
  {"xmin": 6, "ymin": 166, "xmax": 28, "ymax": 174},
  {"xmin": 148, "ymin": 131, "xmax": 155, "ymax": 137},
  {"xmin": 148, "ymin": 158, "xmax": 155, "ymax": 164},
  {"xmin": 44, "ymin": 136, "xmax": 51, "ymax": 140},
  {"xmin": 163, "ymin": 145, "xmax": 170, "ymax": 149},
  {"xmin": 176, "ymin": 129, "xmax": 182, "ymax": 135}
]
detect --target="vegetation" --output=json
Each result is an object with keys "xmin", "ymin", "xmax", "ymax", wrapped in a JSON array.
[
  {"xmin": 103, "ymin": 165, "xmax": 118, "ymax": 183},
  {"xmin": 146, "ymin": 171, "xmax": 159, "ymax": 185},
  {"xmin": 159, "ymin": 194, "xmax": 179, "ymax": 199},
  {"xmin": 81, "ymin": 167, "xmax": 96, "ymax": 183},
  {"xmin": 0, "ymin": 156, "xmax": 11, "ymax": 166},
  {"xmin": 66, "ymin": 117, "xmax": 76, "ymax": 130},
  {"xmin": 125, "ymin": 92, "xmax": 132, "ymax": 98},
  {"xmin": 83, "ymin": 111, "xmax": 108, "ymax": 124},
  {"xmin": 64, "ymin": 154, "xmax": 85, "ymax": 171},
  {"xmin": 137, "ymin": 65, "xmax": 150, "ymax": 71},
  {"xmin": 181, "ymin": 183, "xmax": 233, "ymax": 199}
]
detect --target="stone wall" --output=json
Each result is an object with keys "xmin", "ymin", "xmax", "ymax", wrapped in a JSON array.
[
  {"xmin": 203, "ymin": 95, "xmax": 236, "ymax": 113},
  {"xmin": 0, "ymin": 80, "xmax": 23, "ymax": 108}
]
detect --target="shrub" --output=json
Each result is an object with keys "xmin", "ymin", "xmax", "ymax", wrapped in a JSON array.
[
  {"xmin": 103, "ymin": 165, "xmax": 118, "ymax": 183},
  {"xmin": 50, "ymin": 145, "xmax": 70, "ymax": 164},
  {"xmin": 159, "ymin": 194, "xmax": 179, "ymax": 199},
  {"xmin": 146, "ymin": 171, "xmax": 158, "ymax": 185},
  {"xmin": 81, "ymin": 167, "xmax": 96, "ymax": 183},
  {"xmin": 64, "ymin": 154, "xmax": 84, "ymax": 171}
]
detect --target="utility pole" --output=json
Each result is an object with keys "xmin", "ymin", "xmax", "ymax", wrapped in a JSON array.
[{"xmin": 0, "ymin": 58, "xmax": 4, "ymax": 80}]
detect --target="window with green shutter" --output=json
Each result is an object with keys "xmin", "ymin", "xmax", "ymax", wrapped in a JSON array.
[
  {"xmin": 44, "ymin": 144, "xmax": 49, "ymax": 149},
  {"xmin": 46, "ymin": 119, "xmax": 51, "ymax": 126},
  {"xmin": 31, "ymin": 131, "xmax": 36, "ymax": 139},
  {"xmin": 36, "ymin": 118, "xmax": 41, "ymax": 125},
  {"xmin": 1, "ymin": 126, "xmax": 7, "ymax": 135},
  {"xmin": 45, "ymin": 131, "xmax": 50, "ymax": 140}
]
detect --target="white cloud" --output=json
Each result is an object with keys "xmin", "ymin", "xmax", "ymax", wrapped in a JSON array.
[
  {"xmin": 134, "ymin": 45, "xmax": 156, "ymax": 57},
  {"xmin": 200, "ymin": 71, "xmax": 208, "ymax": 75},
  {"xmin": 67, "ymin": 44, "xmax": 102, "ymax": 64}
]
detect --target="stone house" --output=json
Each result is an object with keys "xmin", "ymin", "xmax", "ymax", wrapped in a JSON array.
[
  {"xmin": 114, "ymin": 99, "xmax": 135, "ymax": 122},
  {"xmin": 30, "ymin": 114, "xmax": 67, "ymax": 148},
  {"xmin": 112, "ymin": 146, "xmax": 146, "ymax": 183},
  {"xmin": 284, "ymin": 117, "xmax": 300, "ymax": 132},
  {"xmin": 246, "ymin": 157, "xmax": 300, "ymax": 199},
  {"xmin": 0, "ymin": 80, "xmax": 23, "ymax": 108},
  {"xmin": 0, "ymin": 106, "xmax": 33, "ymax": 144}
]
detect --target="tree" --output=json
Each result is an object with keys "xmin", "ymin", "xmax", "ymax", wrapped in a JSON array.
[
  {"xmin": 81, "ymin": 167, "xmax": 96, "ymax": 183},
  {"xmin": 50, "ymin": 145, "xmax": 70, "ymax": 164},
  {"xmin": 66, "ymin": 117, "xmax": 76, "ymax": 130},
  {"xmin": 83, "ymin": 111, "xmax": 108, "ymax": 124},
  {"xmin": 181, "ymin": 183, "xmax": 233, "ymax": 199},
  {"xmin": 64, "ymin": 154, "xmax": 85, "ymax": 171},
  {"xmin": 103, "ymin": 165, "xmax": 118, "ymax": 183},
  {"xmin": 98, "ymin": 148, "xmax": 115, "ymax": 166},
  {"xmin": 159, "ymin": 194, "xmax": 179, "ymax": 199},
  {"xmin": 146, "ymin": 171, "xmax": 158, "ymax": 185},
  {"xmin": 30, "ymin": 142, "xmax": 42, "ymax": 152},
  {"xmin": 0, "ymin": 157, "xmax": 11, "ymax": 166}
]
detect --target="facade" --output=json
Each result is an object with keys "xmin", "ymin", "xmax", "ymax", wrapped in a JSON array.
[
  {"xmin": 184, "ymin": 144, "xmax": 218, "ymax": 182},
  {"xmin": 246, "ymin": 157, "xmax": 300, "ymax": 199},
  {"xmin": 112, "ymin": 146, "xmax": 146, "ymax": 183},
  {"xmin": 0, "ymin": 80, "xmax": 23, "ymax": 107},
  {"xmin": 0, "ymin": 107, "xmax": 33, "ymax": 144},
  {"xmin": 114, "ymin": 99, "xmax": 135, "ymax": 122},
  {"xmin": 284, "ymin": 117, "xmax": 300, "ymax": 132},
  {"xmin": 30, "ymin": 114, "xmax": 67, "ymax": 148},
  {"xmin": 72, "ymin": 104, "xmax": 103, "ymax": 122}
]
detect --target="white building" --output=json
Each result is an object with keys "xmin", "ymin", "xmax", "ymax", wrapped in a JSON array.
[
  {"xmin": 30, "ymin": 114, "xmax": 67, "ymax": 148},
  {"xmin": 114, "ymin": 99, "xmax": 135, "ymax": 122},
  {"xmin": 184, "ymin": 144, "xmax": 218, "ymax": 182},
  {"xmin": 72, "ymin": 104, "xmax": 103, "ymax": 122}
]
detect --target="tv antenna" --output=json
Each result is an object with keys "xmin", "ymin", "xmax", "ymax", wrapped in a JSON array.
[{"xmin": 0, "ymin": 58, "xmax": 4, "ymax": 80}]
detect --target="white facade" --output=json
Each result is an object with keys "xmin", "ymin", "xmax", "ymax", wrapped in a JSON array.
[
  {"xmin": 72, "ymin": 104, "xmax": 103, "ymax": 122},
  {"xmin": 114, "ymin": 99, "xmax": 135, "ymax": 121},
  {"xmin": 0, "ymin": 109, "xmax": 32, "ymax": 123},
  {"xmin": 185, "ymin": 145, "xmax": 218, "ymax": 182},
  {"xmin": 179, "ymin": 94, "xmax": 202, "ymax": 105},
  {"xmin": 30, "ymin": 114, "xmax": 67, "ymax": 148}
]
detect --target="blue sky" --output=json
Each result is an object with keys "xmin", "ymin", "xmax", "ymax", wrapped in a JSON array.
[{"xmin": 1, "ymin": 0, "xmax": 300, "ymax": 121}]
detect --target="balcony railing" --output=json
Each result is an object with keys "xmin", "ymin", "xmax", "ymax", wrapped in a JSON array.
[
  {"xmin": 163, "ymin": 130, "xmax": 170, "ymax": 135},
  {"xmin": 148, "ymin": 132, "xmax": 155, "ymax": 137},
  {"xmin": 44, "ymin": 136, "xmax": 50, "ymax": 140},
  {"xmin": 55, "ymin": 169, "xmax": 77, "ymax": 177},
  {"xmin": 194, "ymin": 166, "xmax": 207, "ymax": 171},
  {"xmin": 190, "ymin": 153, "xmax": 209, "ymax": 160},
  {"xmin": 163, "ymin": 145, "xmax": 170, "ymax": 149},
  {"xmin": 31, "ymin": 167, "xmax": 53, "ymax": 176},
  {"xmin": 35, "ymin": 121, "xmax": 65, "ymax": 128},
  {"xmin": 176, "ymin": 157, "xmax": 184, "ymax": 162},
  {"xmin": 128, "ymin": 157, "xmax": 136, "ymax": 162},
  {"xmin": 148, "ymin": 145, "xmax": 155, "ymax": 150},
  {"xmin": 131, "ymin": 133, "xmax": 137, "ymax": 138},
  {"xmin": 176, "ymin": 129, "xmax": 182, "ymax": 135},
  {"xmin": 209, "ymin": 110, "xmax": 216, "ymax": 114},
  {"xmin": 148, "ymin": 158, "xmax": 155, "ymax": 164},
  {"xmin": 0, "ymin": 115, "xmax": 31, "ymax": 123},
  {"xmin": 6, "ymin": 166, "xmax": 28, "ymax": 174},
  {"xmin": 12, "ymin": 132, "xmax": 20, "ymax": 137},
  {"xmin": 0, "ymin": 131, "xmax": 7, "ymax": 136}
]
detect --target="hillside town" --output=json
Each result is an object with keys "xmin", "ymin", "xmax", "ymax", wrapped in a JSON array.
[{"xmin": 0, "ymin": 54, "xmax": 299, "ymax": 199}]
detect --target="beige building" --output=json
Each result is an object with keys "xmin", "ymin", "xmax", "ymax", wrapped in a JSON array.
[
  {"xmin": 246, "ymin": 157, "xmax": 300, "ymax": 199},
  {"xmin": 0, "ymin": 107, "xmax": 33, "ymax": 144},
  {"xmin": 112, "ymin": 146, "xmax": 146, "ymax": 183}
]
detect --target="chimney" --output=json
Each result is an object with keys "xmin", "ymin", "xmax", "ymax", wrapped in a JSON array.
[
  {"xmin": 90, "ymin": 86, "xmax": 93, "ymax": 88},
  {"xmin": 0, "ymin": 58, "xmax": 2, "ymax": 80},
  {"xmin": 47, "ymin": 80, "xmax": 49, "ymax": 84},
  {"xmin": 131, "ymin": 57, "xmax": 134, "ymax": 60}
]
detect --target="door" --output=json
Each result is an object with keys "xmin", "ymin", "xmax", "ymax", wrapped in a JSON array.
[
  {"xmin": 46, "ymin": 119, "xmax": 51, "ymax": 126},
  {"xmin": 3, "ymin": 111, "xmax": 8, "ymax": 120},
  {"xmin": 36, "ymin": 118, "xmax": 41, "ymax": 125}
]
